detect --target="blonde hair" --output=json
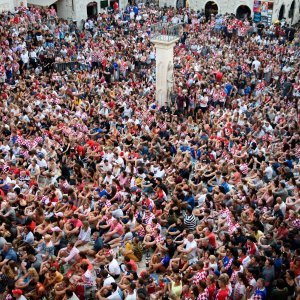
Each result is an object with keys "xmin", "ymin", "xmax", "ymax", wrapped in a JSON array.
[
  {"xmin": 44, "ymin": 234, "xmax": 51, "ymax": 242},
  {"xmin": 209, "ymin": 255, "xmax": 216, "ymax": 262},
  {"xmin": 28, "ymin": 268, "xmax": 39, "ymax": 282}
]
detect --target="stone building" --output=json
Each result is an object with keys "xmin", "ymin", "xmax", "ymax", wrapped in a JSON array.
[
  {"xmin": 0, "ymin": 0, "xmax": 24, "ymax": 12},
  {"xmin": 160, "ymin": 0, "xmax": 300, "ymax": 25},
  {"xmin": 1, "ymin": 0, "xmax": 299, "ymax": 25}
]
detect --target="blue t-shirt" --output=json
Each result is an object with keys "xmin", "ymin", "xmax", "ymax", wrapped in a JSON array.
[
  {"xmin": 133, "ymin": 6, "xmax": 138, "ymax": 15},
  {"xmin": 255, "ymin": 288, "xmax": 267, "ymax": 300},
  {"xmin": 161, "ymin": 255, "xmax": 170, "ymax": 268},
  {"xmin": 4, "ymin": 248, "xmax": 18, "ymax": 262}
]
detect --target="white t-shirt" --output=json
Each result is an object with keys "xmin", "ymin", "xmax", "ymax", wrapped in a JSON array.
[
  {"xmin": 184, "ymin": 239, "xmax": 197, "ymax": 263},
  {"xmin": 125, "ymin": 290, "xmax": 137, "ymax": 300},
  {"xmin": 103, "ymin": 275, "xmax": 115, "ymax": 287},
  {"xmin": 108, "ymin": 259, "xmax": 121, "ymax": 276},
  {"xmin": 252, "ymin": 60, "xmax": 261, "ymax": 71},
  {"xmin": 264, "ymin": 166, "xmax": 273, "ymax": 180},
  {"xmin": 107, "ymin": 288, "xmax": 122, "ymax": 300}
]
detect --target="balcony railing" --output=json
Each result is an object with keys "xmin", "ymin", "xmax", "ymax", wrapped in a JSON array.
[{"xmin": 149, "ymin": 22, "xmax": 181, "ymax": 42}]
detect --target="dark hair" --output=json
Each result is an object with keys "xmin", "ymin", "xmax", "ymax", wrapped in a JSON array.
[{"xmin": 65, "ymin": 289, "xmax": 73, "ymax": 298}]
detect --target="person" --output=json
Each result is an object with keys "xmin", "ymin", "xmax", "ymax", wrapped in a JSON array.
[
  {"xmin": 0, "ymin": 4, "xmax": 298, "ymax": 300},
  {"xmin": 65, "ymin": 288, "xmax": 80, "ymax": 300},
  {"xmin": 12, "ymin": 289, "xmax": 27, "ymax": 300},
  {"xmin": 58, "ymin": 242, "xmax": 79, "ymax": 264},
  {"xmin": 271, "ymin": 278, "xmax": 289, "ymax": 300},
  {"xmin": 0, "ymin": 243, "xmax": 18, "ymax": 267}
]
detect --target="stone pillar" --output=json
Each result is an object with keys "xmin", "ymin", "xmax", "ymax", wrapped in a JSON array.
[
  {"xmin": 119, "ymin": 0, "xmax": 128, "ymax": 11},
  {"xmin": 152, "ymin": 38, "xmax": 178, "ymax": 107}
]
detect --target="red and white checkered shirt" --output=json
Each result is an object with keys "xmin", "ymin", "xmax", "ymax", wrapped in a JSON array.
[
  {"xmin": 192, "ymin": 270, "xmax": 207, "ymax": 284},
  {"xmin": 197, "ymin": 288, "xmax": 209, "ymax": 300}
]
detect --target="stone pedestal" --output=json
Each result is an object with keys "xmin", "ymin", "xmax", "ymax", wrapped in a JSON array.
[{"xmin": 151, "ymin": 37, "xmax": 178, "ymax": 107}]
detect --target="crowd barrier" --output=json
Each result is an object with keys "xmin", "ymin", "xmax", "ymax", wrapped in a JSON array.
[{"xmin": 53, "ymin": 61, "xmax": 89, "ymax": 72}]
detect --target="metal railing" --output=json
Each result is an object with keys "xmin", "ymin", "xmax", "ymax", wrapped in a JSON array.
[
  {"xmin": 149, "ymin": 22, "xmax": 181, "ymax": 42},
  {"xmin": 53, "ymin": 61, "xmax": 89, "ymax": 72}
]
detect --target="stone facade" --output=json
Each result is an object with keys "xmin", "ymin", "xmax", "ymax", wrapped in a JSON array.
[
  {"xmin": 0, "ymin": 0, "xmax": 14, "ymax": 12},
  {"xmin": 0, "ymin": 0, "xmax": 24, "ymax": 11},
  {"xmin": 160, "ymin": 0, "xmax": 300, "ymax": 25},
  {"xmin": 2, "ymin": 0, "xmax": 299, "ymax": 25}
]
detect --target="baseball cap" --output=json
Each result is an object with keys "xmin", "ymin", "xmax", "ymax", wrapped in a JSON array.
[{"xmin": 12, "ymin": 289, "xmax": 23, "ymax": 295}]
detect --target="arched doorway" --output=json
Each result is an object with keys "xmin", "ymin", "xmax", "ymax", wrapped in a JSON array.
[
  {"xmin": 236, "ymin": 5, "xmax": 251, "ymax": 20},
  {"xmin": 87, "ymin": 2, "xmax": 97, "ymax": 18},
  {"xmin": 288, "ymin": 0, "xmax": 295, "ymax": 22},
  {"xmin": 49, "ymin": 4, "xmax": 57, "ymax": 12},
  {"xmin": 205, "ymin": 1, "xmax": 218, "ymax": 17},
  {"xmin": 278, "ymin": 4, "xmax": 285, "ymax": 20},
  {"xmin": 176, "ymin": 0, "xmax": 186, "ymax": 9}
]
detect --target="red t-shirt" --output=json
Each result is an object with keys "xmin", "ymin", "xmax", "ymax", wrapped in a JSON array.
[
  {"xmin": 70, "ymin": 219, "xmax": 83, "ymax": 228},
  {"xmin": 127, "ymin": 259, "xmax": 137, "ymax": 272},
  {"xmin": 216, "ymin": 71, "xmax": 223, "ymax": 82},
  {"xmin": 208, "ymin": 283, "xmax": 217, "ymax": 300},
  {"xmin": 206, "ymin": 232, "xmax": 217, "ymax": 249},
  {"xmin": 216, "ymin": 287, "xmax": 229, "ymax": 300},
  {"xmin": 27, "ymin": 221, "xmax": 36, "ymax": 232}
]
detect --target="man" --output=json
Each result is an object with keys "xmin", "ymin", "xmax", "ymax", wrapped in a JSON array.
[
  {"xmin": 106, "ymin": 254, "xmax": 121, "ymax": 279},
  {"xmin": 202, "ymin": 226, "xmax": 217, "ymax": 249},
  {"xmin": 273, "ymin": 182, "xmax": 288, "ymax": 202},
  {"xmin": 12, "ymin": 289, "xmax": 27, "ymax": 300},
  {"xmin": 57, "ymin": 242, "xmax": 79, "ymax": 264},
  {"xmin": 148, "ymin": 248, "xmax": 170, "ymax": 273},
  {"xmin": 191, "ymin": 261, "xmax": 207, "ymax": 284},
  {"xmin": 0, "ymin": 201, "xmax": 16, "ymax": 222},
  {"xmin": 249, "ymin": 278, "xmax": 267, "ymax": 300},
  {"xmin": 64, "ymin": 213, "xmax": 83, "ymax": 237},
  {"xmin": 65, "ymin": 289, "xmax": 80, "ymax": 300},
  {"xmin": 0, "ymin": 242, "xmax": 18, "ymax": 267},
  {"xmin": 15, "ymin": 227, "xmax": 34, "ymax": 247},
  {"xmin": 182, "ymin": 206, "xmax": 197, "ymax": 231},
  {"xmin": 82, "ymin": 231, "xmax": 104, "ymax": 257},
  {"xmin": 103, "ymin": 218, "xmax": 124, "ymax": 243},
  {"xmin": 178, "ymin": 234, "xmax": 198, "ymax": 264}
]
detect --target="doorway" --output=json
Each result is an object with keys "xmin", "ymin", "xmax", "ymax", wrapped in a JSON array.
[
  {"xmin": 288, "ymin": 0, "xmax": 295, "ymax": 22},
  {"xmin": 236, "ymin": 5, "xmax": 251, "ymax": 20},
  {"xmin": 279, "ymin": 4, "xmax": 285, "ymax": 20},
  {"xmin": 176, "ymin": 0, "xmax": 186, "ymax": 9},
  {"xmin": 87, "ymin": 2, "xmax": 97, "ymax": 18},
  {"xmin": 205, "ymin": 1, "xmax": 218, "ymax": 18}
]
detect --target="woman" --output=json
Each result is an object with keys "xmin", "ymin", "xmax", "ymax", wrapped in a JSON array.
[
  {"xmin": 216, "ymin": 274, "xmax": 230, "ymax": 300},
  {"xmin": 262, "ymin": 258, "xmax": 275, "ymax": 289},
  {"xmin": 284, "ymin": 270, "xmax": 296, "ymax": 299},
  {"xmin": 75, "ymin": 201, "xmax": 91, "ymax": 220},
  {"xmin": 233, "ymin": 272, "xmax": 247, "ymax": 300},
  {"xmin": 38, "ymin": 234, "xmax": 55, "ymax": 261},
  {"xmin": 34, "ymin": 218, "xmax": 52, "ymax": 235},
  {"xmin": 169, "ymin": 253, "xmax": 189, "ymax": 273},
  {"xmin": 0, "ymin": 265, "xmax": 15, "ymax": 294},
  {"xmin": 15, "ymin": 268, "xmax": 39, "ymax": 292},
  {"xmin": 120, "ymin": 237, "xmax": 143, "ymax": 262},
  {"xmin": 166, "ymin": 274, "xmax": 182, "ymax": 299},
  {"xmin": 75, "ymin": 221, "xmax": 91, "ymax": 247},
  {"xmin": 131, "ymin": 218, "xmax": 145, "ymax": 241},
  {"xmin": 54, "ymin": 277, "xmax": 71, "ymax": 300}
]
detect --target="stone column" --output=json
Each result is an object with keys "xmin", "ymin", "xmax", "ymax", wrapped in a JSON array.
[
  {"xmin": 119, "ymin": 0, "xmax": 128, "ymax": 11},
  {"xmin": 152, "ymin": 38, "xmax": 178, "ymax": 107}
]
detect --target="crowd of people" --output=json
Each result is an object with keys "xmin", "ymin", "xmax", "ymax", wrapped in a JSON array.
[{"xmin": 0, "ymin": 1, "xmax": 299, "ymax": 300}]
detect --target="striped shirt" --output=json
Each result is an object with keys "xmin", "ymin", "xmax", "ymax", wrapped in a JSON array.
[{"xmin": 183, "ymin": 212, "xmax": 197, "ymax": 231}]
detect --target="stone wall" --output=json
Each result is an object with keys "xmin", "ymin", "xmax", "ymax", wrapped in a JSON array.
[
  {"xmin": 159, "ymin": 0, "xmax": 300, "ymax": 25},
  {"xmin": 0, "ymin": 0, "xmax": 14, "ymax": 12}
]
